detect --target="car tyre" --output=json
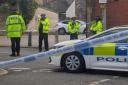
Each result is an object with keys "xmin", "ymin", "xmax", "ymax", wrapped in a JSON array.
[
  {"xmin": 63, "ymin": 52, "xmax": 85, "ymax": 73},
  {"xmin": 58, "ymin": 28, "xmax": 66, "ymax": 35}
]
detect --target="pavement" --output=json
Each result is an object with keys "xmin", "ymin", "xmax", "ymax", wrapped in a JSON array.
[
  {"xmin": 0, "ymin": 34, "xmax": 86, "ymax": 48},
  {"xmin": 0, "ymin": 68, "xmax": 8, "ymax": 76}
]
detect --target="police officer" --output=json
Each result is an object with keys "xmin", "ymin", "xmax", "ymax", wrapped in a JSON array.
[
  {"xmin": 5, "ymin": 9, "xmax": 26, "ymax": 56},
  {"xmin": 38, "ymin": 14, "xmax": 49, "ymax": 52},
  {"xmin": 90, "ymin": 16, "xmax": 103, "ymax": 35},
  {"xmin": 67, "ymin": 17, "xmax": 80, "ymax": 40}
]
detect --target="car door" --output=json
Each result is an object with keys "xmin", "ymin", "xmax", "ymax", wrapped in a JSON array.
[
  {"xmin": 86, "ymin": 28, "xmax": 128, "ymax": 70},
  {"xmin": 62, "ymin": 20, "xmax": 69, "ymax": 32},
  {"xmin": 90, "ymin": 43, "xmax": 117, "ymax": 69},
  {"xmin": 90, "ymin": 42, "xmax": 128, "ymax": 70},
  {"xmin": 115, "ymin": 43, "xmax": 128, "ymax": 69},
  {"xmin": 76, "ymin": 21, "xmax": 86, "ymax": 33}
]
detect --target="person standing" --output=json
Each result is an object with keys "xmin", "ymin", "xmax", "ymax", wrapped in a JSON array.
[
  {"xmin": 67, "ymin": 17, "xmax": 80, "ymax": 40},
  {"xmin": 38, "ymin": 14, "xmax": 49, "ymax": 52},
  {"xmin": 90, "ymin": 16, "xmax": 103, "ymax": 35},
  {"xmin": 5, "ymin": 10, "xmax": 26, "ymax": 56}
]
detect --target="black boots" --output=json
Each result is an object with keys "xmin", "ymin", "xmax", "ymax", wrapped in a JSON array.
[
  {"xmin": 9, "ymin": 52, "xmax": 20, "ymax": 57},
  {"xmin": 9, "ymin": 54, "xmax": 16, "ymax": 56},
  {"xmin": 17, "ymin": 52, "xmax": 20, "ymax": 56}
]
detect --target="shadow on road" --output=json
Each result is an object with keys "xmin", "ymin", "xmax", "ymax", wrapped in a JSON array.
[{"xmin": 53, "ymin": 68, "xmax": 128, "ymax": 77}]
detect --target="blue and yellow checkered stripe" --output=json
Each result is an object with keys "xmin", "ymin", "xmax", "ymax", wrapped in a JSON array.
[{"xmin": 81, "ymin": 43, "xmax": 128, "ymax": 56}]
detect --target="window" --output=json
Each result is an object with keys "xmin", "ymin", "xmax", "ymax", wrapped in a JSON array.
[
  {"xmin": 89, "ymin": 28, "xmax": 128, "ymax": 43},
  {"xmin": 62, "ymin": 21, "xmax": 69, "ymax": 24}
]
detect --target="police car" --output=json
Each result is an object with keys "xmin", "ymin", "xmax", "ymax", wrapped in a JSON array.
[
  {"xmin": 49, "ymin": 26, "xmax": 128, "ymax": 72},
  {"xmin": 57, "ymin": 20, "xmax": 86, "ymax": 35}
]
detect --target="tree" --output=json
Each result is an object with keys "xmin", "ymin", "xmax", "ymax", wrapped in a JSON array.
[
  {"xmin": 18, "ymin": 0, "xmax": 37, "ymax": 24},
  {"xmin": 1, "ymin": 0, "xmax": 37, "ymax": 24},
  {"xmin": 86, "ymin": 0, "xmax": 95, "ymax": 37},
  {"xmin": 0, "ymin": 0, "xmax": 7, "ymax": 3}
]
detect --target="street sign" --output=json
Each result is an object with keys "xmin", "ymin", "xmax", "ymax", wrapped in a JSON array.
[{"xmin": 99, "ymin": 0, "xmax": 107, "ymax": 3}]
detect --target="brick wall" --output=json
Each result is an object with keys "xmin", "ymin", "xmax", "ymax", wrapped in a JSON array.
[{"xmin": 95, "ymin": 0, "xmax": 128, "ymax": 28}]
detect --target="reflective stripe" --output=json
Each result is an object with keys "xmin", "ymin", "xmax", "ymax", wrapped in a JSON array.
[
  {"xmin": 81, "ymin": 47, "xmax": 93, "ymax": 55},
  {"xmin": 81, "ymin": 48, "xmax": 90, "ymax": 55},
  {"xmin": 7, "ymin": 30, "xmax": 22, "ymax": 32},
  {"xmin": 67, "ymin": 21, "xmax": 80, "ymax": 34},
  {"xmin": 81, "ymin": 43, "xmax": 128, "ymax": 56},
  {"xmin": 5, "ymin": 14, "xmax": 26, "ymax": 38},
  {"xmin": 6, "ymin": 23, "xmax": 22, "ymax": 26},
  {"xmin": 90, "ymin": 48, "xmax": 93, "ymax": 55},
  {"xmin": 93, "ymin": 43, "xmax": 116, "ymax": 56},
  {"xmin": 38, "ymin": 18, "xmax": 49, "ymax": 33}
]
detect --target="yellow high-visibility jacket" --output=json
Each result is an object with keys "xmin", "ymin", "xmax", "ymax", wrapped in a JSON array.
[
  {"xmin": 90, "ymin": 20, "xmax": 103, "ymax": 34},
  {"xmin": 5, "ymin": 14, "xmax": 26, "ymax": 38},
  {"xmin": 67, "ymin": 21, "xmax": 80, "ymax": 34},
  {"xmin": 38, "ymin": 18, "xmax": 49, "ymax": 33}
]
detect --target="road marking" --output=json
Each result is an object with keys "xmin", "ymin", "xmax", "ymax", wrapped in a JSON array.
[
  {"xmin": 10, "ymin": 68, "xmax": 30, "ymax": 70},
  {"xmin": 89, "ymin": 79, "xmax": 111, "ymax": 85},
  {"xmin": 13, "ymin": 70, "xmax": 22, "ymax": 72},
  {"xmin": 113, "ymin": 76, "xmax": 120, "ymax": 79},
  {"xmin": 32, "ymin": 70, "xmax": 38, "ymax": 72},
  {"xmin": 98, "ymin": 79, "xmax": 110, "ymax": 83},
  {"xmin": 32, "ymin": 69, "xmax": 53, "ymax": 73},
  {"xmin": 39, "ymin": 69, "xmax": 53, "ymax": 71},
  {"xmin": 0, "ymin": 68, "xmax": 8, "ymax": 76},
  {"xmin": 10, "ymin": 68, "xmax": 31, "ymax": 72}
]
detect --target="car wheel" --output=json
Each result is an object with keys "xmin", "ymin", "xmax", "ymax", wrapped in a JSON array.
[
  {"xmin": 58, "ymin": 28, "xmax": 66, "ymax": 35},
  {"xmin": 63, "ymin": 52, "xmax": 85, "ymax": 72}
]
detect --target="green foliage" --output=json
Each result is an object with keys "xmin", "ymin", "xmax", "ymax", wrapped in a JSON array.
[
  {"xmin": 0, "ymin": 4, "xmax": 8, "ymax": 13},
  {"xmin": 0, "ymin": 0, "xmax": 37, "ymax": 28},
  {"xmin": 0, "ymin": 3, "xmax": 9, "ymax": 28},
  {"xmin": 19, "ymin": 0, "xmax": 37, "ymax": 24}
]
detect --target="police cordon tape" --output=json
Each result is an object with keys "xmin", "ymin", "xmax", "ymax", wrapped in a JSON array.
[
  {"xmin": 1, "ymin": 30, "xmax": 128, "ymax": 67},
  {"xmin": 0, "ymin": 30, "xmax": 37, "ymax": 32}
]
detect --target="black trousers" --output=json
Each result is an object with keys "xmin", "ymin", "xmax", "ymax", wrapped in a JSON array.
[
  {"xmin": 70, "ymin": 33, "xmax": 78, "ymax": 40},
  {"xmin": 39, "ymin": 33, "xmax": 49, "ymax": 51},
  {"xmin": 10, "ymin": 37, "xmax": 21, "ymax": 55},
  {"xmin": 91, "ymin": 31, "xmax": 96, "ymax": 35}
]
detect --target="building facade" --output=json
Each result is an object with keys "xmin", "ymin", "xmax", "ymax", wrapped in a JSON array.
[
  {"xmin": 35, "ymin": 0, "xmax": 86, "ymax": 20},
  {"xmin": 95, "ymin": 0, "xmax": 128, "ymax": 28}
]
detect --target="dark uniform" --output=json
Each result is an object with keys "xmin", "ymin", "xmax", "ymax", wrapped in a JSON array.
[{"xmin": 38, "ymin": 14, "xmax": 49, "ymax": 52}]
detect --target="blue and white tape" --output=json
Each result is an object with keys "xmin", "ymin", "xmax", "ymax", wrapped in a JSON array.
[
  {"xmin": 0, "ymin": 30, "xmax": 37, "ymax": 32},
  {"xmin": 1, "ymin": 30, "xmax": 128, "ymax": 67}
]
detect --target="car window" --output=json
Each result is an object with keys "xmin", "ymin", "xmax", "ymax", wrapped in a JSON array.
[
  {"xmin": 89, "ymin": 29, "xmax": 120, "ymax": 39},
  {"xmin": 76, "ymin": 21, "xmax": 80, "ymax": 24},
  {"xmin": 88, "ymin": 28, "xmax": 128, "ymax": 43},
  {"xmin": 62, "ymin": 21, "xmax": 69, "ymax": 24},
  {"xmin": 115, "ymin": 38, "xmax": 128, "ymax": 43},
  {"xmin": 76, "ymin": 21, "xmax": 82, "ymax": 25}
]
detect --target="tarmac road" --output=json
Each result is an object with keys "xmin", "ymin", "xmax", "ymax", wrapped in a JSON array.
[
  {"xmin": 0, "ymin": 34, "xmax": 128, "ymax": 85},
  {"xmin": 0, "ymin": 47, "xmax": 128, "ymax": 85}
]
